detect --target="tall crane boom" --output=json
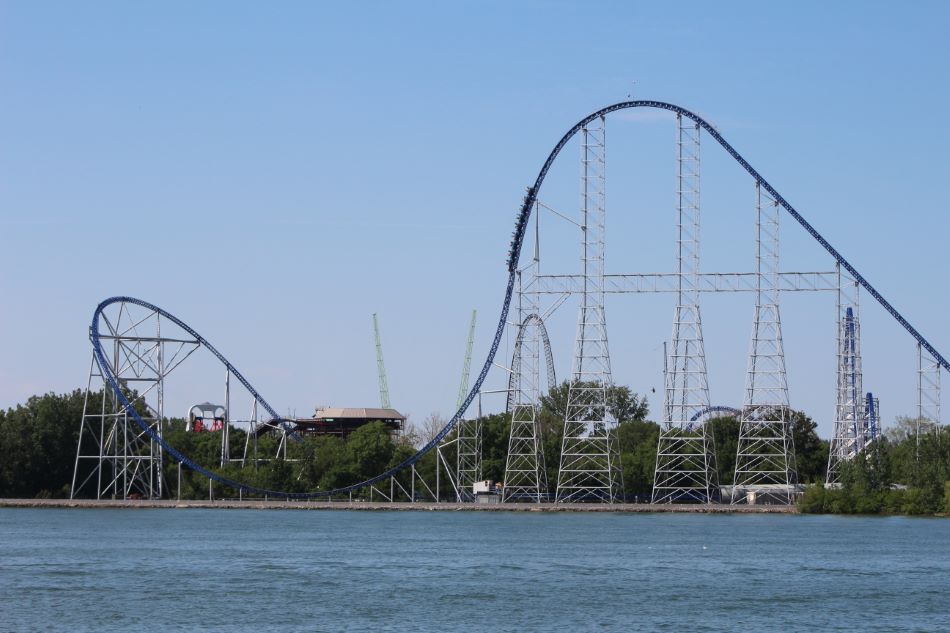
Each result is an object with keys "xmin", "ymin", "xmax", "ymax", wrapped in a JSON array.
[
  {"xmin": 456, "ymin": 310, "xmax": 477, "ymax": 411},
  {"xmin": 372, "ymin": 313, "xmax": 391, "ymax": 409}
]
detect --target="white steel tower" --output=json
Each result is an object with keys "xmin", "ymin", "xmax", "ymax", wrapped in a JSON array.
[
  {"xmin": 653, "ymin": 115, "xmax": 717, "ymax": 503},
  {"xmin": 556, "ymin": 117, "xmax": 622, "ymax": 503},
  {"xmin": 733, "ymin": 182, "xmax": 797, "ymax": 503},
  {"xmin": 827, "ymin": 269, "xmax": 866, "ymax": 484},
  {"xmin": 917, "ymin": 343, "xmax": 941, "ymax": 447},
  {"xmin": 503, "ymin": 270, "xmax": 549, "ymax": 501},
  {"xmin": 71, "ymin": 304, "xmax": 195, "ymax": 500}
]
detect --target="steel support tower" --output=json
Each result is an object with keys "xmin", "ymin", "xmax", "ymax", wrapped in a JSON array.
[
  {"xmin": 435, "ymin": 311, "xmax": 482, "ymax": 501},
  {"xmin": 556, "ymin": 117, "xmax": 621, "ymax": 503},
  {"xmin": 72, "ymin": 304, "xmax": 198, "ymax": 499},
  {"xmin": 504, "ymin": 241, "xmax": 549, "ymax": 501},
  {"xmin": 454, "ymin": 309, "xmax": 482, "ymax": 500},
  {"xmin": 866, "ymin": 393, "xmax": 880, "ymax": 442},
  {"xmin": 653, "ymin": 115, "xmax": 718, "ymax": 503},
  {"xmin": 827, "ymin": 268, "xmax": 865, "ymax": 484},
  {"xmin": 733, "ymin": 182, "xmax": 797, "ymax": 503},
  {"xmin": 917, "ymin": 343, "xmax": 941, "ymax": 444},
  {"xmin": 453, "ymin": 416, "xmax": 481, "ymax": 501},
  {"xmin": 456, "ymin": 310, "xmax": 477, "ymax": 411},
  {"xmin": 372, "ymin": 313, "xmax": 391, "ymax": 409}
]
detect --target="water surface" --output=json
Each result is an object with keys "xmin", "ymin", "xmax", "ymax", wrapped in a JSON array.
[{"xmin": 1, "ymin": 509, "xmax": 948, "ymax": 632}]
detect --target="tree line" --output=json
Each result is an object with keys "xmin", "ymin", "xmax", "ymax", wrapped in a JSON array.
[
  {"xmin": 1, "ymin": 385, "xmax": 948, "ymax": 514},
  {"xmin": 798, "ymin": 418, "xmax": 950, "ymax": 515}
]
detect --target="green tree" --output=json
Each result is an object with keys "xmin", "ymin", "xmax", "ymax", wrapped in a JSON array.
[
  {"xmin": 710, "ymin": 415, "xmax": 739, "ymax": 486},
  {"xmin": 607, "ymin": 386, "xmax": 649, "ymax": 423},
  {"xmin": 617, "ymin": 419, "xmax": 660, "ymax": 499},
  {"xmin": 347, "ymin": 422, "xmax": 396, "ymax": 478},
  {"xmin": 0, "ymin": 390, "xmax": 94, "ymax": 498},
  {"xmin": 791, "ymin": 410, "xmax": 829, "ymax": 484}
]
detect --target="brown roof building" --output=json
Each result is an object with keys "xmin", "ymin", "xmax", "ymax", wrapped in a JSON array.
[{"xmin": 289, "ymin": 407, "xmax": 405, "ymax": 438}]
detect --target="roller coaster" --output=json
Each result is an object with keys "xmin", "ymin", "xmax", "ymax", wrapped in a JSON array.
[{"xmin": 71, "ymin": 100, "xmax": 947, "ymax": 504}]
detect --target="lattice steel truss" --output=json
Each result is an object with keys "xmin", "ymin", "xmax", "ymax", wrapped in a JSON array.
[
  {"xmin": 733, "ymin": 182, "xmax": 797, "ymax": 503},
  {"xmin": 72, "ymin": 302, "xmax": 199, "ymax": 499},
  {"xmin": 437, "ymin": 311, "xmax": 483, "ymax": 502},
  {"xmin": 503, "ymin": 261, "xmax": 551, "ymax": 501},
  {"xmin": 866, "ymin": 393, "xmax": 880, "ymax": 443},
  {"xmin": 454, "ymin": 417, "xmax": 482, "ymax": 501},
  {"xmin": 653, "ymin": 115, "xmax": 718, "ymax": 503},
  {"xmin": 557, "ymin": 117, "xmax": 622, "ymax": 502},
  {"xmin": 453, "ymin": 309, "xmax": 482, "ymax": 501},
  {"xmin": 917, "ymin": 343, "xmax": 941, "ymax": 444},
  {"xmin": 827, "ymin": 268, "xmax": 868, "ymax": 484}
]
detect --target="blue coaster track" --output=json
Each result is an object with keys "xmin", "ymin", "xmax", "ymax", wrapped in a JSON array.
[{"xmin": 90, "ymin": 101, "xmax": 948, "ymax": 498}]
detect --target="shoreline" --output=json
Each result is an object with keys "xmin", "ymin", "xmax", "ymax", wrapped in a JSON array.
[{"xmin": 0, "ymin": 498, "xmax": 798, "ymax": 513}]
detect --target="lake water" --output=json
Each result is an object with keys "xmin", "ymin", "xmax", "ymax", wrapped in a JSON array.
[{"xmin": 1, "ymin": 509, "xmax": 948, "ymax": 632}]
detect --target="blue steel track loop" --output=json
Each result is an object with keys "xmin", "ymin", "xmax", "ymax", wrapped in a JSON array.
[
  {"xmin": 506, "ymin": 313, "xmax": 557, "ymax": 413},
  {"xmin": 92, "ymin": 101, "xmax": 947, "ymax": 498},
  {"xmin": 690, "ymin": 406, "xmax": 741, "ymax": 423}
]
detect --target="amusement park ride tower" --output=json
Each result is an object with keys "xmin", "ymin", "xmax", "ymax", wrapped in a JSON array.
[
  {"xmin": 555, "ymin": 117, "xmax": 623, "ymax": 503},
  {"xmin": 652, "ymin": 116, "xmax": 718, "ymax": 504}
]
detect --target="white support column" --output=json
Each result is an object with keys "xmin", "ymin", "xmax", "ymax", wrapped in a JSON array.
[
  {"xmin": 733, "ymin": 182, "xmax": 797, "ymax": 504},
  {"xmin": 827, "ymin": 266, "xmax": 865, "ymax": 484},
  {"xmin": 557, "ymin": 116, "xmax": 621, "ymax": 503},
  {"xmin": 504, "ymin": 213, "xmax": 549, "ymax": 501},
  {"xmin": 653, "ymin": 115, "xmax": 717, "ymax": 503},
  {"xmin": 917, "ymin": 343, "xmax": 941, "ymax": 447}
]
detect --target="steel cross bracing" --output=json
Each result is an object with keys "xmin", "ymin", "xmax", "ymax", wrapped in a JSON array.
[
  {"xmin": 372, "ymin": 313, "xmax": 391, "ymax": 409},
  {"xmin": 457, "ymin": 310, "xmax": 478, "ymax": 411},
  {"xmin": 827, "ymin": 269, "xmax": 868, "ymax": 484},
  {"xmin": 503, "ymin": 294, "xmax": 554, "ymax": 502},
  {"xmin": 556, "ymin": 118, "xmax": 622, "ymax": 503},
  {"xmin": 504, "ymin": 200, "xmax": 557, "ymax": 503},
  {"xmin": 504, "ymin": 235, "xmax": 544, "ymax": 502},
  {"xmin": 449, "ymin": 309, "xmax": 481, "ymax": 501},
  {"xmin": 72, "ymin": 305, "xmax": 198, "ymax": 500},
  {"xmin": 866, "ymin": 393, "xmax": 880, "ymax": 442},
  {"xmin": 917, "ymin": 343, "xmax": 941, "ymax": 443},
  {"xmin": 509, "ymin": 101, "xmax": 950, "ymax": 378},
  {"xmin": 453, "ymin": 417, "xmax": 482, "ymax": 501},
  {"xmin": 535, "ymin": 271, "xmax": 838, "ymax": 294},
  {"xmin": 653, "ymin": 115, "xmax": 718, "ymax": 504},
  {"xmin": 733, "ymin": 183, "xmax": 797, "ymax": 503},
  {"xmin": 79, "ymin": 101, "xmax": 950, "ymax": 502}
]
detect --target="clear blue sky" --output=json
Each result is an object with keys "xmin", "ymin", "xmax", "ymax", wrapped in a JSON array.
[{"xmin": 1, "ymin": 1, "xmax": 948, "ymax": 438}]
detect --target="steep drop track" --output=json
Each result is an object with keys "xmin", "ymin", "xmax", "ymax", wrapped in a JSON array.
[{"xmin": 91, "ymin": 101, "xmax": 948, "ymax": 498}]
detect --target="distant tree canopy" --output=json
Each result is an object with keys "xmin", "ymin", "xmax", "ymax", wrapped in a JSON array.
[
  {"xmin": 1, "ymin": 386, "xmax": 948, "ymax": 514},
  {"xmin": 799, "ymin": 426, "xmax": 950, "ymax": 515},
  {"xmin": 0, "ymin": 390, "xmax": 92, "ymax": 498}
]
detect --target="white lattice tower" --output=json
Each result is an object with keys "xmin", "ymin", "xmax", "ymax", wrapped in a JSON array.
[
  {"xmin": 827, "ymin": 268, "xmax": 865, "ymax": 484},
  {"xmin": 734, "ymin": 182, "xmax": 797, "ymax": 503},
  {"xmin": 71, "ymin": 306, "xmax": 184, "ymax": 500},
  {"xmin": 917, "ymin": 343, "xmax": 941, "ymax": 446},
  {"xmin": 454, "ymin": 418, "xmax": 482, "ymax": 501},
  {"xmin": 653, "ymin": 115, "xmax": 717, "ymax": 503},
  {"xmin": 556, "ymin": 117, "xmax": 621, "ymax": 503},
  {"xmin": 867, "ymin": 394, "xmax": 880, "ymax": 442},
  {"xmin": 504, "ymin": 244, "xmax": 548, "ymax": 502}
]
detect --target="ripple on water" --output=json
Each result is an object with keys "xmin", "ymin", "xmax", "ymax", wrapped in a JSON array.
[{"xmin": 0, "ymin": 509, "xmax": 948, "ymax": 633}]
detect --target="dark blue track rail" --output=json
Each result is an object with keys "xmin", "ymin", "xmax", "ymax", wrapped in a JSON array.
[
  {"xmin": 689, "ymin": 406, "xmax": 741, "ymax": 423},
  {"xmin": 92, "ymin": 100, "xmax": 947, "ymax": 498}
]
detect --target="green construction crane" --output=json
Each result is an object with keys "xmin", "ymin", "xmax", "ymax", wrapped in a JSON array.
[
  {"xmin": 372, "ymin": 313, "xmax": 391, "ymax": 409},
  {"xmin": 456, "ymin": 309, "xmax": 477, "ymax": 410}
]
